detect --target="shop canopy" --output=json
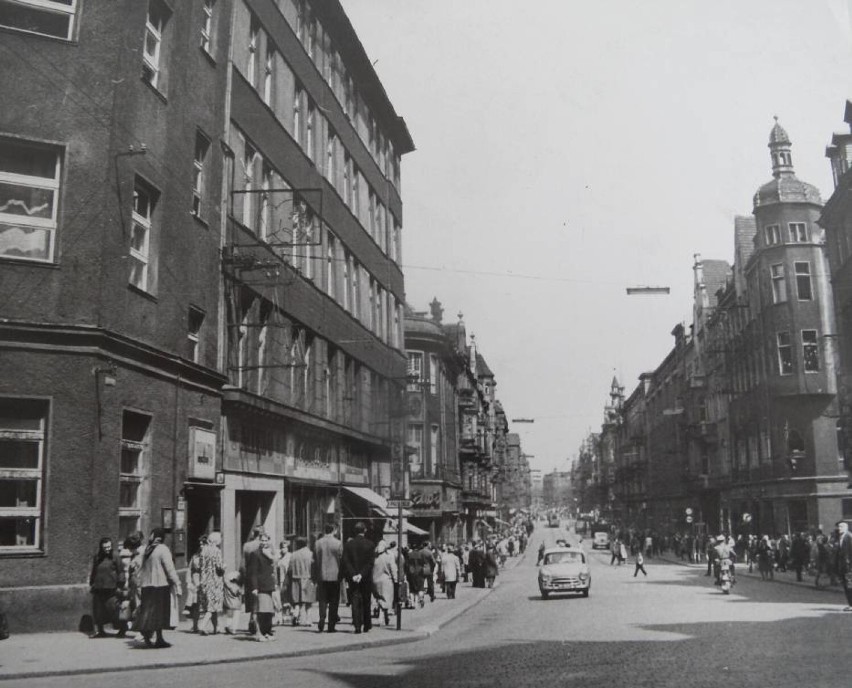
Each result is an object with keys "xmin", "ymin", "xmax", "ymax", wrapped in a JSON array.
[{"xmin": 342, "ymin": 485, "xmax": 412, "ymax": 518}]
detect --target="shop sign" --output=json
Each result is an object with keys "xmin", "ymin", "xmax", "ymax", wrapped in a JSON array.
[
  {"xmin": 341, "ymin": 448, "xmax": 369, "ymax": 484},
  {"xmin": 411, "ymin": 488, "xmax": 441, "ymax": 513},
  {"xmin": 188, "ymin": 427, "xmax": 216, "ymax": 480}
]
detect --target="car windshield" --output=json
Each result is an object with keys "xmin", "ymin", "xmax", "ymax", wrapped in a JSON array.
[{"xmin": 544, "ymin": 551, "xmax": 584, "ymax": 565}]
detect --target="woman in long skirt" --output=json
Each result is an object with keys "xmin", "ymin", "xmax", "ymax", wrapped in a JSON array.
[{"xmin": 132, "ymin": 528, "xmax": 182, "ymax": 648}]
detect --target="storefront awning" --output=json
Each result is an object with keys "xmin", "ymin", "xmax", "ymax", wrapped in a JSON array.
[
  {"xmin": 405, "ymin": 521, "xmax": 428, "ymax": 536},
  {"xmin": 342, "ymin": 486, "xmax": 412, "ymax": 518}
]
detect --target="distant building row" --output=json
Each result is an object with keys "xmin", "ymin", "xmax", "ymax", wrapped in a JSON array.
[{"xmin": 574, "ymin": 114, "xmax": 852, "ymax": 538}]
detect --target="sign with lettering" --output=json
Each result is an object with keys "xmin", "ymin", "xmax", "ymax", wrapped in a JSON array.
[{"xmin": 188, "ymin": 427, "xmax": 216, "ymax": 480}]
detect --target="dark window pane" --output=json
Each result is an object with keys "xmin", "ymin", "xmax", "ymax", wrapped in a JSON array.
[
  {"xmin": 0, "ymin": 439, "xmax": 39, "ymax": 469},
  {"xmin": 121, "ymin": 411, "xmax": 150, "ymax": 443},
  {"xmin": 0, "ymin": 1, "xmax": 71, "ymax": 39},
  {"xmin": 0, "ymin": 516, "xmax": 36, "ymax": 546},
  {"xmin": 0, "ymin": 478, "xmax": 37, "ymax": 507}
]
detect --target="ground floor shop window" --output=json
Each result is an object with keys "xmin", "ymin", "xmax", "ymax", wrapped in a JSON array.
[{"xmin": 0, "ymin": 398, "xmax": 47, "ymax": 551}]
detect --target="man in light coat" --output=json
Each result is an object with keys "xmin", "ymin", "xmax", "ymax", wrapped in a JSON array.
[
  {"xmin": 314, "ymin": 523, "xmax": 343, "ymax": 632},
  {"xmin": 440, "ymin": 547, "xmax": 461, "ymax": 599}
]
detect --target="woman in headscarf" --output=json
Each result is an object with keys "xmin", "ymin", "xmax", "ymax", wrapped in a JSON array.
[
  {"xmin": 372, "ymin": 540, "xmax": 397, "ymax": 625},
  {"xmin": 287, "ymin": 537, "xmax": 316, "ymax": 627},
  {"xmin": 89, "ymin": 537, "xmax": 119, "ymax": 638},
  {"xmin": 246, "ymin": 532, "xmax": 277, "ymax": 641},
  {"xmin": 132, "ymin": 528, "xmax": 182, "ymax": 648},
  {"xmin": 197, "ymin": 532, "xmax": 225, "ymax": 635}
]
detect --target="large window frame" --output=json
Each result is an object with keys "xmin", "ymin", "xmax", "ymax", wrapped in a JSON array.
[
  {"xmin": 770, "ymin": 263, "xmax": 786, "ymax": 303},
  {"xmin": 788, "ymin": 222, "xmax": 810, "ymax": 243},
  {"xmin": 129, "ymin": 179, "xmax": 156, "ymax": 292},
  {"xmin": 0, "ymin": 0, "xmax": 77, "ymax": 41},
  {"xmin": 0, "ymin": 398, "xmax": 47, "ymax": 553},
  {"xmin": 0, "ymin": 137, "xmax": 61, "ymax": 264},
  {"xmin": 802, "ymin": 329, "xmax": 820, "ymax": 373},
  {"xmin": 765, "ymin": 224, "xmax": 781, "ymax": 246},
  {"xmin": 142, "ymin": 1, "xmax": 169, "ymax": 89},
  {"xmin": 794, "ymin": 261, "xmax": 813, "ymax": 301},
  {"xmin": 777, "ymin": 331, "xmax": 793, "ymax": 375}
]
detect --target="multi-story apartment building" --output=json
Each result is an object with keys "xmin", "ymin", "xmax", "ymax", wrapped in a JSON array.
[
  {"xmin": 822, "ymin": 100, "xmax": 852, "ymax": 510},
  {"xmin": 0, "ymin": 0, "xmax": 412, "ymax": 630},
  {"xmin": 602, "ymin": 121, "xmax": 850, "ymax": 538},
  {"xmin": 0, "ymin": 0, "xmax": 230, "ymax": 630},
  {"xmin": 404, "ymin": 300, "xmax": 463, "ymax": 544},
  {"xmin": 220, "ymin": 0, "xmax": 413, "ymax": 565}
]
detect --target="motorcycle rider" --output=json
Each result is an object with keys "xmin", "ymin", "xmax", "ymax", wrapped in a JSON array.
[{"xmin": 713, "ymin": 534, "xmax": 736, "ymax": 585}]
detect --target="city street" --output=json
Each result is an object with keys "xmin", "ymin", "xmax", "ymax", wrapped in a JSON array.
[{"xmin": 6, "ymin": 525, "xmax": 850, "ymax": 688}]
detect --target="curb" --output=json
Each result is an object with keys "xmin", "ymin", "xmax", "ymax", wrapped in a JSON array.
[{"xmin": 0, "ymin": 632, "xmax": 430, "ymax": 683}]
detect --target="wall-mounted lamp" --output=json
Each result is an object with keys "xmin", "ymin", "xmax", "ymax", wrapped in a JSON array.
[{"xmin": 94, "ymin": 366, "xmax": 117, "ymax": 386}]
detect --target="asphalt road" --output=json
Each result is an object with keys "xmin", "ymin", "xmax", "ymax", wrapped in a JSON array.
[{"xmin": 11, "ymin": 525, "xmax": 852, "ymax": 688}]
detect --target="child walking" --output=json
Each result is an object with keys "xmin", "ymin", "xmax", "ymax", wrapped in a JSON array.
[{"xmin": 634, "ymin": 549, "xmax": 647, "ymax": 577}]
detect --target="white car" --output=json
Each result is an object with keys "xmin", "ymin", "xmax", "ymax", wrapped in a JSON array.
[
  {"xmin": 592, "ymin": 531, "xmax": 610, "ymax": 550},
  {"xmin": 538, "ymin": 546, "xmax": 591, "ymax": 599}
]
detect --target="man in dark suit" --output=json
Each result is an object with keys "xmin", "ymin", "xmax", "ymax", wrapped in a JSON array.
[
  {"xmin": 342, "ymin": 521, "xmax": 375, "ymax": 633},
  {"xmin": 315, "ymin": 523, "xmax": 343, "ymax": 632}
]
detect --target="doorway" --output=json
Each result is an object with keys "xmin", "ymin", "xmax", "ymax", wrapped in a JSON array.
[{"xmin": 236, "ymin": 490, "xmax": 274, "ymax": 548}]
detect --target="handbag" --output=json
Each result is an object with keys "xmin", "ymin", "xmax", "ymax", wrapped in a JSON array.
[
  {"xmin": 168, "ymin": 589, "xmax": 179, "ymax": 629},
  {"xmin": 117, "ymin": 599, "xmax": 133, "ymax": 622}
]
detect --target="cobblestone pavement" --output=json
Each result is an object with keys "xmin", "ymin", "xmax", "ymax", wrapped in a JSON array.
[{"xmin": 5, "ymin": 526, "xmax": 851, "ymax": 688}]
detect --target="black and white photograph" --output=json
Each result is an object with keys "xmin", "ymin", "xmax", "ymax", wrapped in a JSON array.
[{"xmin": 1, "ymin": 1, "xmax": 852, "ymax": 686}]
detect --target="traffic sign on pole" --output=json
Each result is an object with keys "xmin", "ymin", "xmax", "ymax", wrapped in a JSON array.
[{"xmin": 387, "ymin": 499, "xmax": 412, "ymax": 509}]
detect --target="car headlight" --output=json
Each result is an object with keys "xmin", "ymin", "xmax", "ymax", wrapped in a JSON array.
[
  {"xmin": 540, "ymin": 574, "xmax": 551, "ymax": 583},
  {"xmin": 579, "ymin": 572, "xmax": 589, "ymax": 581}
]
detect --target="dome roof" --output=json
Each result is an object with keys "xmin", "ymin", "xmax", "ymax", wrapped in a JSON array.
[
  {"xmin": 769, "ymin": 120, "xmax": 791, "ymax": 146},
  {"xmin": 404, "ymin": 313, "xmax": 445, "ymax": 338},
  {"xmin": 753, "ymin": 176, "xmax": 821, "ymax": 208}
]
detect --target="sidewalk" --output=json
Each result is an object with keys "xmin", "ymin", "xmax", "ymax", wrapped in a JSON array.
[
  {"xmin": 652, "ymin": 550, "xmax": 846, "ymax": 595},
  {"xmin": 0, "ymin": 553, "xmax": 525, "ymax": 681}
]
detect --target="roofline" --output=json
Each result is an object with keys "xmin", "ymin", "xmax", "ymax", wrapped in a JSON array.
[{"xmin": 319, "ymin": 0, "xmax": 415, "ymax": 154}]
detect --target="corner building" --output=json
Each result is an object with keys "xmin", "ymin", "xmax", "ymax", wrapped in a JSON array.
[{"xmin": 0, "ymin": 0, "xmax": 229, "ymax": 630}]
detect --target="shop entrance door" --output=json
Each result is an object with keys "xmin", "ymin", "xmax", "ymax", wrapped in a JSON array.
[
  {"xmin": 236, "ymin": 490, "xmax": 274, "ymax": 548},
  {"xmin": 186, "ymin": 486, "xmax": 221, "ymax": 558}
]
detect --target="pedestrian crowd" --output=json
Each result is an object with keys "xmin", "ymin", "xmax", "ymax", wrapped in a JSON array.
[
  {"xmin": 597, "ymin": 520, "xmax": 852, "ymax": 609},
  {"xmin": 81, "ymin": 516, "xmax": 534, "ymax": 648}
]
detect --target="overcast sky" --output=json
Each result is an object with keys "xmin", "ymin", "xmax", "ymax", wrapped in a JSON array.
[{"xmin": 341, "ymin": 0, "xmax": 852, "ymax": 475}]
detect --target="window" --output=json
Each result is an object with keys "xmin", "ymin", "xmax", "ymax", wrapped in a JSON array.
[
  {"xmin": 247, "ymin": 15, "xmax": 259, "ymax": 87},
  {"xmin": 770, "ymin": 263, "xmax": 786, "ymax": 303},
  {"xmin": 293, "ymin": 84, "xmax": 303, "ymax": 145},
  {"xmin": 192, "ymin": 131, "xmax": 210, "ymax": 219},
  {"xmin": 343, "ymin": 153, "xmax": 352, "ymax": 206},
  {"xmin": 802, "ymin": 330, "xmax": 820, "ymax": 372},
  {"xmin": 777, "ymin": 332, "xmax": 793, "ymax": 375},
  {"xmin": 342, "ymin": 252, "xmax": 351, "ymax": 311},
  {"xmin": 407, "ymin": 351, "xmax": 423, "ymax": 391},
  {"xmin": 429, "ymin": 353, "xmax": 439, "ymax": 395},
  {"xmin": 368, "ymin": 278, "xmax": 375, "ymax": 332},
  {"xmin": 241, "ymin": 144, "xmax": 257, "ymax": 229},
  {"xmin": 200, "ymin": 0, "xmax": 215, "ymax": 53},
  {"xmin": 795, "ymin": 261, "xmax": 812, "ymax": 301},
  {"xmin": 430, "ymin": 424, "xmax": 439, "ymax": 474},
  {"xmin": 376, "ymin": 286, "xmax": 384, "ymax": 340},
  {"xmin": 351, "ymin": 261, "xmax": 360, "ymax": 319},
  {"xmin": 368, "ymin": 190, "xmax": 376, "ymax": 238},
  {"xmin": 259, "ymin": 164, "xmax": 272, "ymax": 240},
  {"xmin": 187, "ymin": 307, "xmax": 204, "ymax": 363},
  {"xmin": 407, "ymin": 424, "xmax": 423, "ymax": 477},
  {"xmin": 765, "ymin": 224, "xmax": 781, "ymax": 246},
  {"xmin": 257, "ymin": 320, "xmax": 268, "ymax": 394},
  {"xmin": 130, "ymin": 179, "xmax": 156, "ymax": 292},
  {"xmin": 142, "ymin": 1, "xmax": 170, "ymax": 89},
  {"xmin": 306, "ymin": 101, "xmax": 316, "ymax": 162},
  {"xmin": 788, "ymin": 222, "xmax": 809, "ymax": 243},
  {"xmin": 352, "ymin": 167, "xmax": 361, "ymax": 220},
  {"xmin": 326, "ymin": 131, "xmax": 337, "ymax": 184},
  {"xmin": 0, "ymin": 398, "xmax": 47, "ymax": 551},
  {"xmin": 263, "ymin": 47, "xmax": 275, "ymax": 106},
  {"xmin": 119, "ymin": 411, "xmax": 150, "ymax": 540},
  {"xmin": 326, "ymin": 233, "xmax": 336, "ymax": 299},
  {"xmin": 0, "ymin": 0, "xmax": 77, "ymax": 39},
  {"xmin": 0, "ymin": 137, "xmax": 60, "ymax": 263}
]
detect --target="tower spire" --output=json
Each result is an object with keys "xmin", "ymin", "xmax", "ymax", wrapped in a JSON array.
[{"xmin": 769, "ymin": 116, "xmax": 794, "ymax": 179}]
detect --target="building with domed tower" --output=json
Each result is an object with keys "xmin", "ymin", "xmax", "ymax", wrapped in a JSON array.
[{"xmin": 703, "ymin": 119, "xmax": 844, "ymax": 535}]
